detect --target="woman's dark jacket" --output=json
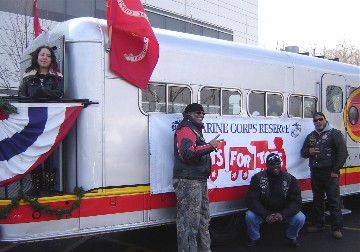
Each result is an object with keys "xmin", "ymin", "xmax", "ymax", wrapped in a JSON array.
[
  {"xmin": 300, "ymin": 123, "xmax": 347, "ymax": 178},
  {"xmin": 173, "ymin": 115, "xmax": 215, "ymax": 180},
  {"xmin": 246, "ymin": 170, "xmax": 302, "ymax": 221},
  {"xmin": 18, "ymin": 69, "xmax": 64, "ymax": 98}
]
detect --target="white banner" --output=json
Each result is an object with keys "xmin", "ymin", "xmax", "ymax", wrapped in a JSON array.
[{"xmin": 149, "ymin": 114, "xmax": 314, "ymax": 194}]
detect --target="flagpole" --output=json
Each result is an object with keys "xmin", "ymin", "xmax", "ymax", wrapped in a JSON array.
[
  {"xmin": 106, "ymin": 0, "xmax": 159, "ymax": 90},
  {"xmin": 33, "ymin": 0, "xmax": 42, "ymax": 38},
  {"xmin": 25, "ymin": 0, "xmax": 28, "ymax": 47}
]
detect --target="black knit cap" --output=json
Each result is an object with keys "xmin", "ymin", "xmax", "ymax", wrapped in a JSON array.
[
  {"xmin": 266, "ymin": 153, "xmax": 281, "ymax": 165},
  {"xmin": 184, "ymin": 103, "xmax": 204, "ymax": 113},
  {"xmin": 312, "ymin": 111, "xmax": 326, "ymax": 119}
]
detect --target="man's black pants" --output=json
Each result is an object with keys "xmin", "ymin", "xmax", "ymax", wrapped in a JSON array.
[{"xmin": 311, "ymin": 174, "xmax": 343, "ymax": 231}]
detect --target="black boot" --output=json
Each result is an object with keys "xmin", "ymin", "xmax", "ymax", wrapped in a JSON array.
[{"xmin": 44, "ymin": 171, "xmax": 56, "ymax": 195}]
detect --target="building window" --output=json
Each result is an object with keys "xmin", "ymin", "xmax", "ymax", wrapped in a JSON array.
[
  {"xmin": 146, "ymin": 8, "xmax": 233, "ymax": 41},
  {"xmin": 186, "ymin": 23, "xmax": 203, "ymax": 36},
  {"xmin": 0, "ymin": 1, "xmax": 233, "ymax": 41}
]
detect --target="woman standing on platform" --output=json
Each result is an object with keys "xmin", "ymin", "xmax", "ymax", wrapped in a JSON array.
[
  {"xmin": 18, "ymin": 45, "xmax": 63, "ymax": 98},
  {"xmin": 18, "ymin": 45, "xmax": 64, "ymax": 195}
]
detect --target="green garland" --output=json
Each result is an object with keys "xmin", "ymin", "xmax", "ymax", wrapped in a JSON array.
[
  {"xmin": 0, "ymin": 97, "xmax": 17, "ymax": 115},
  {"xmin": 0, "ymin": 187, "xmax": 85, "ymax": 220},
  {"xmin": 1, "ymin": 99, "xmax": 83, "ymax": 220}
]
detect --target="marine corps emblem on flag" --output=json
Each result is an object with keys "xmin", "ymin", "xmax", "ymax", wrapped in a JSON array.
[{"xmin": 106, "ymin": 0, "xmax": 159, "ymax": 90}]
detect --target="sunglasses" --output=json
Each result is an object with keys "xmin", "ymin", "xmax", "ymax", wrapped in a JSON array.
[
  {"xmin": 194, "ymin": 111, "xmax": 206, "ymax": 115},
  {"xmin": 269, "ymin": 162, "xmax": 281, "ymax": 166},
  {"xmin": 313, "ymin": 118, "xmax": 324, "ymax": 122}
]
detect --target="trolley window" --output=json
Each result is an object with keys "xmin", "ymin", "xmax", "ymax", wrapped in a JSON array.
[
  {"xmin": 267, "ymin": 93, "xmax": 283, "ymax": 116},
  {"xmin": 142, "ymin": 84, "xmax": 166, "ymax": 112},
  {"xmin": 200, "ymin": 88, "xmax": 242, "ymax": 115},
  {"xmin": 200, "ymin": 87, "xmax": 220, "ymax": 114},
  {"xmin": 141, "ymin": 83, "xmax": 191, "ymax": 113},
  {"xmin": 222, "ymin": 90, "xmax": 242, "ymax": 115},
  {"xmin": 248, "ymin": 91, "xmax": 283, "ymax": 117},
  {"xmin": 289, "ymin": 95, "xmax": 317, "ymax": 118},
  {"xmin": 348, "ymin": 106, "xmax": 359, "ymax": 125},
  {"xmin": 348, "ymin": 87, "xmax": 359, "ymax": 125},
  {"xmin": 304, "ymin": 97, "xmax": 316, "ymax": 118},
  {"xmin": 168, "ymin": 86, "xmax": 191, "ymax": 113},
  {"xmin": 248, "ymin": 91, "xmax": 265, "ymax": 116},
  {"xmin": 326, "ymin": 86, "xmax": 343, "ymax": 113},
  {"xmin": 289, "ymin": 95, "xmax": 302, "ymax": 117}
]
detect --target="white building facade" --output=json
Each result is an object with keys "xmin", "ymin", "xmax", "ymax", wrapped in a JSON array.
[
  {"xmin": 0, "ymin": 0, "xmax": 258, "ymax": 91},
  {"xmin": 143, "ymin": 0, "xmax": 258, "ymax": 44}
]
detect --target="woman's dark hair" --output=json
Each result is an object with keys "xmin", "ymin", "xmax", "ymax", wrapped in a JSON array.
[{"xmin": 25, "ymin": 45, "xmax": 60, "ymax": 73}]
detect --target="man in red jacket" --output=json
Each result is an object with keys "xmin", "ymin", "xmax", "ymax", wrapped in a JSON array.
[{"xmin": 173, "ymin": 103, "xmax": 220, "ymax": 252}]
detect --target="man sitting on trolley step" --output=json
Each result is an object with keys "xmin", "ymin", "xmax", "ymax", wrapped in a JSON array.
[{"xmin": 245, "ymin": 153, "xmax": 305, "ymax": 248}]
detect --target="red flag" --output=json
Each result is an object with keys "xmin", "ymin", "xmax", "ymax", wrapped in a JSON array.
[
  {"xmin": 33, "ymin": 0, "xmax": 42, "ymax": 38},
  {"xmin": 106, "ymin": 0, "xmax": 159, "ymax": 90}
]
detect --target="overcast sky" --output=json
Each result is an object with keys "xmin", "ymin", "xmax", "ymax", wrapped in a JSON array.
[{"xmin": 258, "ymin": 0, "xmax": 360, "ymax": 52}]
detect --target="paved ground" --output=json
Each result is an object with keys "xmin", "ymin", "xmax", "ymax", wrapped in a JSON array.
[
  {"xmin": 0, "ymin": 194, "xmax": 359, "ymax": 252},
  {"xmin": 212, "ymin": 194, "xmax": 360, "ymax": 252}
]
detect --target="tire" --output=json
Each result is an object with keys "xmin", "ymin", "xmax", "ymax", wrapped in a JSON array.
[{"xmin": 209, "ymin": 212, "xmax": 246, "ymax": 245}]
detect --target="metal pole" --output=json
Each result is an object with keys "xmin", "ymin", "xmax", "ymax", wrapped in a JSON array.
[{"xmin": 25, "ymin": 0, "xmax": 28, "ymax": 47}]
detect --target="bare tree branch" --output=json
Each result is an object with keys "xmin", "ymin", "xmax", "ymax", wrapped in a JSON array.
[
  {"xmin": 0, "ymin": 7, "xmax": 30, "ymax": 90},
  {"xmin": 302, "ymin": 41, "xmax": 360, "ymax": 66},
  {"xmin": 0, "ymin": 1, "xmax": 54, "ymax": 92}
]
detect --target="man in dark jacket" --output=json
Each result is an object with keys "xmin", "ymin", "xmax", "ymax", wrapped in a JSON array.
[
  {"xmin": 173, "ymin": 103, "xmax": 220, "ymax": 252},
  {"xmin": 301, "ymin": 112, "xmax": 347, "ymax": 239},
  {"xmin": 246, "ymin": 153, "xmax": 305, "ymax": 248}
]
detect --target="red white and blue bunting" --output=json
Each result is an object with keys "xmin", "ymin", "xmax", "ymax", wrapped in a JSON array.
[{"xmin": 0, "ymin": 103, "xmax": 83, "ymax": 186}]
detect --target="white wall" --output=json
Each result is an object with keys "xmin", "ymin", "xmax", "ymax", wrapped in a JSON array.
[
  {"xmin": 142, "ymin": 0, "xmax": 258, "ymax": 45},
  {"xmin": 0, "ymin": 1, "xmax": 258, "ymax": 89}
]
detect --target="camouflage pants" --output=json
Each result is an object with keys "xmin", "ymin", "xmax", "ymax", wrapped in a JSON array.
[{"xmin": 173, "ymin": 179, "xmax": 211, "ymax": 252}]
